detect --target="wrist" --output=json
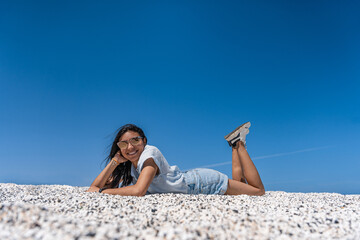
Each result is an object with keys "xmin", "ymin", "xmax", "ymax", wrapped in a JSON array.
[{"xmin": 111, "ymin": 158, "xmax": 120, "ymax": 166}]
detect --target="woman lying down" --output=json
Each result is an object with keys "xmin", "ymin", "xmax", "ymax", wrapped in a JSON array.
[{"xmin": 87, "ymin": 123, "xmax": 265, "ymax": 196}]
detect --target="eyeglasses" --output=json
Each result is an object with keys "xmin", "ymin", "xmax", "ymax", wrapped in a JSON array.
[{"xmin": 117, "ymin": 136, "xmax": 144, "ymax": 149}]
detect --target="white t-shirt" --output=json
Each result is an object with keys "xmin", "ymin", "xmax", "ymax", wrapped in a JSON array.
[{"xmin": 130, "ymin": 145, "xmax": 187, "ymax": 194}]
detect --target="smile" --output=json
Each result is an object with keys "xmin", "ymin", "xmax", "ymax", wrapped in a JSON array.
[{"xmin": 127, "ymin": 151, "xmax": 138, "ymax": 156}]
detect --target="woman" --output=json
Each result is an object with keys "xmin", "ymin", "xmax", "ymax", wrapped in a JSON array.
[{"xmin": 87, "ymin": 123, "xmax": 265, "ymax": 196}]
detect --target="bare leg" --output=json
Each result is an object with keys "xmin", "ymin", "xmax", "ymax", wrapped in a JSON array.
[
  {"xmin": 225, "ymin": 141, "xmax": 265, "ymax": 195},
  {"xmin": 236, "ymin": 142, "xmax": 264, "ymax": 190},
  {"xmin": 231, "ymin": 147, "xmax": 246, "ymax": 183}
]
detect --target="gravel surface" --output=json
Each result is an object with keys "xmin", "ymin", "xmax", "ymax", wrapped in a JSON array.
[{"xmin": 0, "ymin": 183, "xmax": 359, "ymax": 239}]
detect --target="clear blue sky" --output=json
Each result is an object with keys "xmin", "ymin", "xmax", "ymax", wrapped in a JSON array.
[{"xmin": 1, "ymin": 1, "xmax": 359, "ymax": 194}]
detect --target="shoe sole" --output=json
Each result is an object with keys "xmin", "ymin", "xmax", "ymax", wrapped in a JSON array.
[{"xmin": 224, "ymin": 122, "xmax": 251, "ymax": 141}]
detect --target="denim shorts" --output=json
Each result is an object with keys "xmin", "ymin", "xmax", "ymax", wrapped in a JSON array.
[{"xmin": 183, "ymin": 168, "xmax": 229, "ymax": 195}]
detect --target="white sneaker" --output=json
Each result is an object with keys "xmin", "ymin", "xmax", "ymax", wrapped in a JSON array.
[{"xmin": 224, "ymin": 122, "xmax": 251, "ymax": 147}]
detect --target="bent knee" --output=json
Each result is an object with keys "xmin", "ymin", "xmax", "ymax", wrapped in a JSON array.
[{"xmin": 257, "ymin": 188, "xmax": 265, "ymax": 196}]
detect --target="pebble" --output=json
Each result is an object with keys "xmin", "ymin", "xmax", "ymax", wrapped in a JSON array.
[{"xmin": 0, "ymin": 183, "xmax": 359, "ymax": 239}]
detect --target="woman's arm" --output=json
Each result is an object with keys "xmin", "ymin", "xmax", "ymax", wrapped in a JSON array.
[
  {"xmin": 86, "ymin": 151, "xmax": 126, "ymax": 192},
  {"xmin": 101, "ymin": 158, "xmax": 158, "ymax": 197}
]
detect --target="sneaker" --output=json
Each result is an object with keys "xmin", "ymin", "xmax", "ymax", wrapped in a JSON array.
[{"xmin": 224, "ymin": 122, "xmax": 251, "ymax": 147}]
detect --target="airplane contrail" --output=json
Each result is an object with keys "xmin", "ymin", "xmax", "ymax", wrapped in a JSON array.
[{"xmin": 196, "ymin": 145, "xmax": 333, "ymax": 169}]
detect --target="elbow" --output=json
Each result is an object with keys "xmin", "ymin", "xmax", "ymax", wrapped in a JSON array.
[
  {"xmin": 134, "ymin": 188, "xmax": 146, "ymax": 197},
  {"xmin": 86, "ymin": 185, "xmax": 99, "ymax": 193},
  {"xmin": 90, "ymin": 184, "xmax": 100, "ymax": 188},
  {"xmin": 137, "ymin": 192, "xmax": 146, "ymax": 197}
]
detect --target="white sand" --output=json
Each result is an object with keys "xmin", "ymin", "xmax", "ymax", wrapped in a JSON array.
[{"xmin": 0, "ymin": 183, "xmax": 359, "ymax": 239}]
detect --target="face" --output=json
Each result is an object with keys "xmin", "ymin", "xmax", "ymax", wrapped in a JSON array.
[{"xmin": 118, "ymin": 131, "xmax": 146, "ymax": 164}]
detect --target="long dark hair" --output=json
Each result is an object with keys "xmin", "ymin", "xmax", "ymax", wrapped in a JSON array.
[{"xmin": 105, "ymin": 124, "xmax": 147, "ymax": 188}]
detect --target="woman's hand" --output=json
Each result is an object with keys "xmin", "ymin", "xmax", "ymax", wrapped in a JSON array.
[{"xmin": 113, "ymin": 151, "xmax": 128, "ymax": 164}]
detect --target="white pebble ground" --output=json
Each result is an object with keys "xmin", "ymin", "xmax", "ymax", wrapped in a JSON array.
[{"xmin": 0, "ymin": 183, "xmax": 359, "ymax": 239}]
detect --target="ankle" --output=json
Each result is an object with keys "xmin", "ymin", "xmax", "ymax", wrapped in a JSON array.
[{"xmin": 237, "ymin": 142, "xmax": 246, "ymax": 151}]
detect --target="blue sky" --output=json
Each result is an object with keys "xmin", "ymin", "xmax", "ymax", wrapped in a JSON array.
[{"xmin": 1, "ymin": 1, "xmax": 359, "ymax": 194}]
